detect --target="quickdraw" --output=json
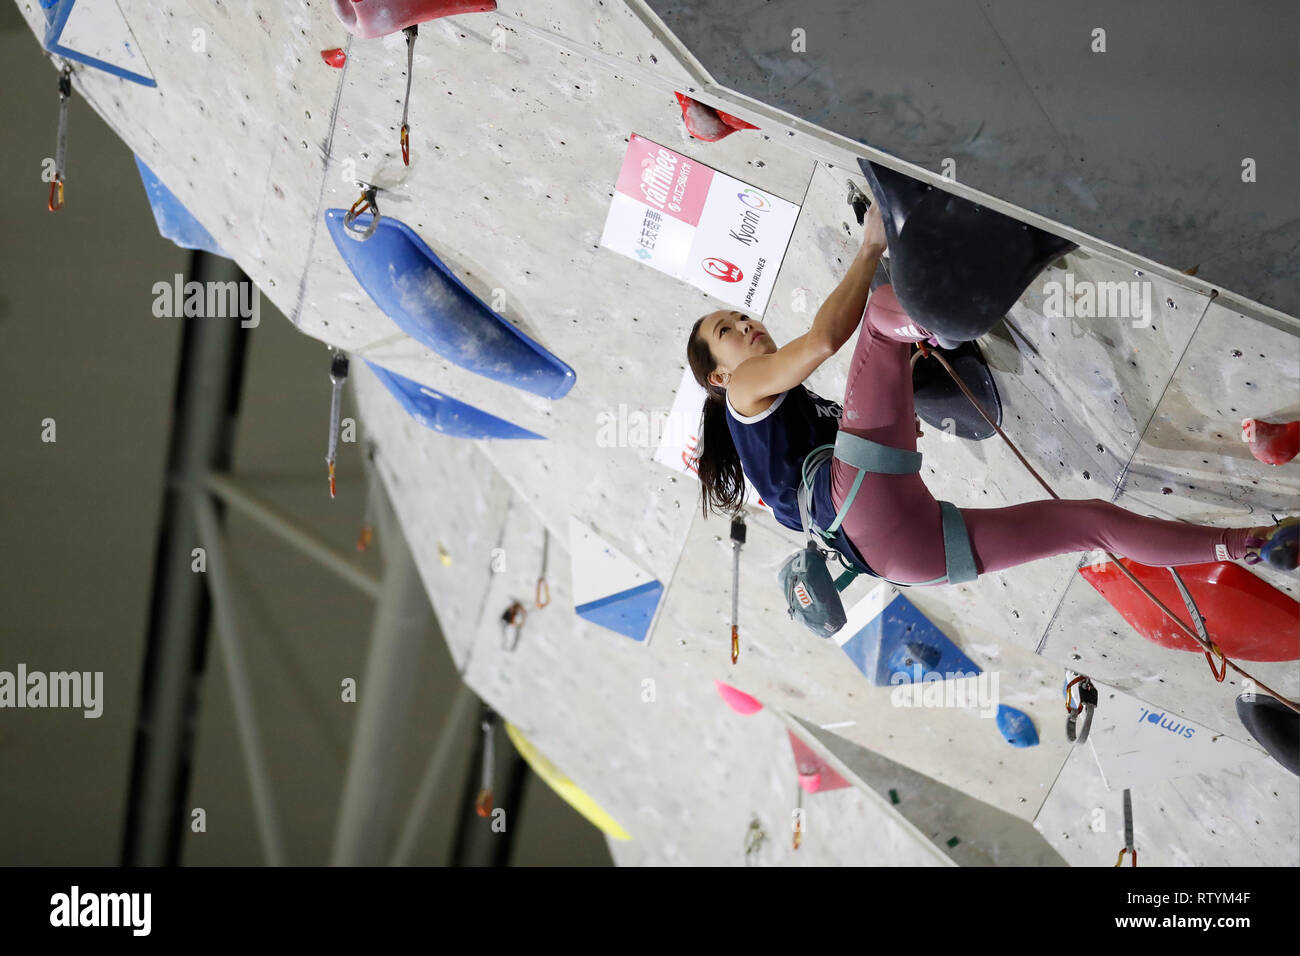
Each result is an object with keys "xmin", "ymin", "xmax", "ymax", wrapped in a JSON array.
[
  {"xmin": 535, "ymin": 528, "xmax": 550, "ymax": 608},
  {"xmin": 501, "ymin": 601, "xmax": 525, "ymax": 651},
  {"xmin": 1065, "ymin": 673, "xmax": 1098, "ymax": 744},
  {"xmin": 343, "ymin": 183, "xmax": 383, "ymax": 240},
  {"xmin": 475, "ymin": 712, "xmax": 495, "ymax": 817},
  {"xmin": 48, "ymin": 65, "xmax": 72, "ymax": 212},
  {"xmin": 1113, "ymin": 789, "xmax": 1137, "ymax": 866},
  {"xmin": 399, "ymin": 25, "xmax": 417, "ymax": 165},
  {"xmin": 325, "ymin": 350, "xmax": 349, "ymax": 498},
  {"xmin": 730, "ymin": 512, "xmax": 746, "ymax": 664}
]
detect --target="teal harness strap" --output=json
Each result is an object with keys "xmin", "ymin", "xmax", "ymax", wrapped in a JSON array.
[{"xmin": 799, "ymin": 432, "xmax": 979, "ymax": 588}]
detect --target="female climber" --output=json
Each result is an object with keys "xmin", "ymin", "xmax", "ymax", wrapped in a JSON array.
[{"xmin": 685, "ymin": 194, "xmax": 1298, "ymax": 587}]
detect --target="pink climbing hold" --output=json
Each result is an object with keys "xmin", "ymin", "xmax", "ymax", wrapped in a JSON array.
[
  {"xmin": 1244, "ymin": 418, "xmax": 1299, "ymax": 466},
  {"xmin": 715, "ymin": 680, "xmax": 763, "ymax": 715},
  {"xmin": 788, "ymin": 731, "xmax": 850, "ymax": 794},
  {"xmin": 332, "ymin": 0, "xmax": 498, "ymax": 39},
  {"xmin": 320, "ymin": 47, "xmax": 347, "ymax": 68},
  {"xmin": 674, "ymin": 92, "xmax": 760, "ymax": 142}
]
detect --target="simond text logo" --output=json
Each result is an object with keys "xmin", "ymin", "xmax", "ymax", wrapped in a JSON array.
[{"xmin": 1138, "ymin": 706, "xmax": 1195, "ymax": 738}]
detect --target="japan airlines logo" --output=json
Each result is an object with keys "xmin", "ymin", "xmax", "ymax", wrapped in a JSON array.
[{"xmin": 702, "ymin": 257, "xmax": 743, "ymax": 282}]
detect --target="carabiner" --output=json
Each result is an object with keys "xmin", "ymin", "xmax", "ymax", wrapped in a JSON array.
[
  {"xmin": 535, "ymin": 577, "xmax": 550, "ymax": 608},
  {"xmin": 48, "ymin": 177, "xmax": 64, "ymax": 212},
  {"xmin": 343, "ymin": 184, "xmax": 381, "ymax": 240},
  {"xmin": 1204, "ymin": 641, "xmax": 1227, "ymax": 682}
]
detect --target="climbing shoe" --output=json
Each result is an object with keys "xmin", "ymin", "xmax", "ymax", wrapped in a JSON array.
[{"xmin": 1243, "ymin": 516, "xmax": 1299, "ymax": 572}]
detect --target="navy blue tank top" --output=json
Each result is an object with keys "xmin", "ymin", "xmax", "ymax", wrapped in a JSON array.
[{"xmin": 724, "ymin": 384, "xmax": 877, "ymax": 577}]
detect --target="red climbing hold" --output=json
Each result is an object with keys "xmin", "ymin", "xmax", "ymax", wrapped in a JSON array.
[
  {"xmin": 1244, "ymin": 418, "xmax": 1299, "ymax": 466},
  {"xmin": 332, "ymin": 0, "xmax": 497, "ymax": 39},
  {"xmin": 1079, "ymin": 558, "xmax": 1299, "ymax": 662},
  {"xmin": 320, "ymin": 47, "xmax": 347, "ymax": 68},
  {"xmin": 674, "ymin": 92, "xmax": 759, "ymax": 142}
]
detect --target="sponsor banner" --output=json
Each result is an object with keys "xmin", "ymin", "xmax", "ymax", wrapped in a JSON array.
[{"xmin": 601, "ymin": 133, "xmax": 799, "ymax": 314}]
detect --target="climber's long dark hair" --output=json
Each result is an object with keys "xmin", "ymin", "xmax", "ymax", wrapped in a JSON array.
[{"xmin": 687, "ymin": 314, "xmax": 747, "ymax": 520}]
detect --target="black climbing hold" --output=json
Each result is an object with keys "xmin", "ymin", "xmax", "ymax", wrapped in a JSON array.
[
  {"xmin": 1236, "ymin": 694, "xmax": 1299, "ymax": 777},
  {"xmin": 911, "ymin": 339, "xmax": 1002, "ymax": 441},
  {"xmin": 857, "ymin": 159, "xmax": 1077, "ymax": 341}
]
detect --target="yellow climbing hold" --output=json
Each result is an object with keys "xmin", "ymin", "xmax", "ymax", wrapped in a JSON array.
[{"xmin": 504, "ymin": 722, "xmax": 631, "ymax": 841}]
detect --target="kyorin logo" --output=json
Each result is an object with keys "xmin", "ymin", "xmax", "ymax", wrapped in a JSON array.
[{"xmin": 737, "ymin": 188, "xmax": 770, "ymax": 212}]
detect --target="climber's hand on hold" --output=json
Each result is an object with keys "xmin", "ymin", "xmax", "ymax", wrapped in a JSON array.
[{"xmin": 860, "ymin": 201, "xmax": 887, "ymax": 258}]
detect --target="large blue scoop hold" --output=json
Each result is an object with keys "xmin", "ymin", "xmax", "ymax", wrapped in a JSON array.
[
  {"xmin": 326, "ymin": 210, "xmax": 576, "ymax": 400},
  {"xmin": 367, "ymin": 361, "xmax": 543, "ymax": 440}
]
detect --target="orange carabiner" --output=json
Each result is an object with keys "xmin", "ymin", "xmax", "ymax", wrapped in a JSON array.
[
  {"xmin": 48, "ymin": 177, "xmax": 64, "ymax": 212},
  {"xmin": 348, "ymin": 192, "xmax": 372, "ymax": 219},
  {"xmin": 400, "ymin": 124, "xmax": 410, "ymax": 166},
  {"xmin": 1115, "ymin": 847, "xmax": 1137, "ymax": 867},
  {"xmin": 1203, "ymin": 642, "xmax": 1227, "ymax": 682},
  {"xmin": 535, "ymin": 577, "xmax": 550, "ymax": 609},
  {"xmin": 475, "ymin": 788, "xmax": 493, "ymax": 817},
  {"xmin": 730, "ymin": 626, "xmax": 739, "ymax": 664}
]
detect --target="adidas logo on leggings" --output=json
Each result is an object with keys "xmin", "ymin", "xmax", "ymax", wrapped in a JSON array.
[{"xmin": 892, "ymin": 324, "xmax": 925, "ymax": 339}]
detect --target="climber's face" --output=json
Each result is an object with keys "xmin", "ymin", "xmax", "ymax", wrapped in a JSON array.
[{"xmin": 702, "ymin": 310, "xmax": 777, "ymax": 389}]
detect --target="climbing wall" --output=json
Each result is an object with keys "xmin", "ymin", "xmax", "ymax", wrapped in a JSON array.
[{"xmin": 19, "ymin": 0, "xmax": 1297, "ymax": 865}]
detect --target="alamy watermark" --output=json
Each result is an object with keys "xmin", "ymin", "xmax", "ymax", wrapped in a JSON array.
[
  {"xmin": 1042, "ymin": 273, "xmax": 1153, "ymax": 328},
  {"xmin": 151, "ymin": 274, "xmax": 259, "ymax": 327},
  {"xmin": 0, "ymin": 664, "xmax": 102, "ymax": 718},
  {"xmin": 889, "ymin": 670, "xmax": 1000, "ymax": 718}
]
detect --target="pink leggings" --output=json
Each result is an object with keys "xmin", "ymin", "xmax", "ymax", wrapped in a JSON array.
[{"xmin": 828, "ymin": 285, "xmax": 1255, "ymax": 586}]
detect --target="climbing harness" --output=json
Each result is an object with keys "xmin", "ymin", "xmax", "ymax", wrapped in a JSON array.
[
  {"xmin": 475, "ymin": 712, "xmax": 495, "ymax": 817},
  {"xmin": 730, "ymin": 512, "xmax": 745, "ymax": 662},
  {"xmin": 778, "ymin": 415, "xmax": 978, "ymax": 638},
  {"xmin": 535, "ymin": 528, "xmax": 550, "ymax": 608},
  {"xmin": 48, "ymin": 65, "xmax": 72, "ymax": 212},
  {"xmin": 1114, "ymin": 789, "xmax": 1137, "ymax": 866},
  {"xmin": 909, "ymin": 342, "xmax": 1299, "ymax": 715},
  {"xmin": 399, "ymin": 25, "xmax": 417, "ymax": 166},
  {"xmin": 325, "ymin": 349, "xmax": 349, "ymax": 498},
  {"xmin": 501, "ymin": 601, "xmax": 525, "ymax": 651},
  {"xmin": 344, "ymin": 183, "xmax": 383, "ymax": 240},
  {"xmin": 1065, "ymin": 673, "xmax": 1097, "ymax": 744}
]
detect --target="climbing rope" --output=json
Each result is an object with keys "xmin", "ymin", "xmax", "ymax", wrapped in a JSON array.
[
  {"xmin": 730, "ymin": 512, "xmax": 746, "ymax": 664},
  {"xmin": 911, "ymin": 342, "xmax": 1300, "ymax": 715},
  {"xmin": 1113, "ymin": 788, "xmax": 1137, "ymax": 866},
  {"xmin": 475, "ymin": 712, "xmax": 495, "ymax": 817},
  {"xmin": 325, "ymin": 349, "xmax": 349, "ymax": 498},
  {"xmin": 48, "ymin": 65, "xmax": 72, "ymax": 212},
  {"xmin": 399, "ymin": 25, "xmax": 417, "ymax": 166}
]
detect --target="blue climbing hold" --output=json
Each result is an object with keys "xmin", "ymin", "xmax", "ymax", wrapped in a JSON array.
[
  {"xmin": 574, "ymin": 580, "xmax": 664, "ymax": 644},
  {"xmin": 366, "ymin": 360, "xmax": 543, "ymax": 440},
  {"xmin": 995, "ymin": 705, "xmax": 1039, "ymax": 748},
  {"xmin": 134, "ymin": 157, "xmax": 226, "ymax": 257},
  {"xmin": 326, "ymin": 210, "xmax": 576, "ymax": 400},
  {"xmin": 839, "ymin": 593, "xmax": 981, "ymax": 686}
]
